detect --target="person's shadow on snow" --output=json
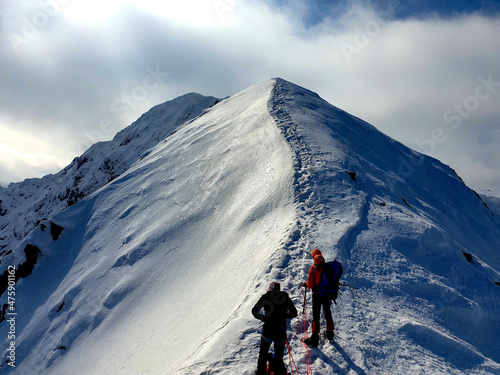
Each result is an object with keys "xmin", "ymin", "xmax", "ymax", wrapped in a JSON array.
[{"xmin": 332, "ymin": 342, "xmax": 367, "ymax": 375}]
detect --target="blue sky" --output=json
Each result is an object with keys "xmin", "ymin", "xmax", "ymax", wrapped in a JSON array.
[{"xmin": 273, "ymin": 0, "xmax": 500, "ymax": 26}]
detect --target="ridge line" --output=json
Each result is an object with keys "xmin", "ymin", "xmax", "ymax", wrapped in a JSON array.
[{"xmin": 268, "ymin": 78, "xmax": 320, "ymax": 281}]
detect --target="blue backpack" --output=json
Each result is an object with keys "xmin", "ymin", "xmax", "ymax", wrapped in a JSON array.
[{"xmin": 318, "ymin": 261, "xmax": 343, "ymax": 302}]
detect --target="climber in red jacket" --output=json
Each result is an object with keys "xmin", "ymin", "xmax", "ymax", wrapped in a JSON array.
[{"xmin": 303, "ymin": 248, "xmax": 334, "ymax": 347}]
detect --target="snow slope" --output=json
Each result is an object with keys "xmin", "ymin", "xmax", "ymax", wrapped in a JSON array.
[
  {"xmin": 181, "ymin": 79, "xmax": 500, "ymax": 374},
  {"xmin": 478, "ymin": 188, "xmax": 500, "ymax": 216},
  {"xmin": 1, "ymin": 78, "xmax": 500, "ymax": 374},
  {"xmin": 267, "ymin": 79, "xmax": 500, "ymax": 374},
  {"xmin": 0, "ymin": 80, "xmax": 297, "ymax": 374},
  {"xmin": 0, "ymin": 92, "xmax": 220, "ymax": 258}
]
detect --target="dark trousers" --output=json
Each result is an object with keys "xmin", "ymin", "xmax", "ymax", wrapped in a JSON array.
[
  {"xmin": 312, "ymin": 293, "xmax": 334, "ymax": 334},
  {"xmin": 257, "ymin": 336, "xmax": 286, "ymax": 374}
]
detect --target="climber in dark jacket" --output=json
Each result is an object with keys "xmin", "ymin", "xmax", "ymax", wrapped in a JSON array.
[{"xmin": 252, "ymin": 281, "xmax": 298, "ymax": 375}]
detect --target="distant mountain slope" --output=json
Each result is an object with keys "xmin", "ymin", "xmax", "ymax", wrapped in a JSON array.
[
  {"xmin": 1, "ymin": 79, "xmax": 499, "ymax": 375},
  {"xmin": 0, "ymin": 93, "xmax": 220, "ymax": 261},
  {"xmin": 478, "ymin": 188, "xmax": 500, "ymax": 216}
]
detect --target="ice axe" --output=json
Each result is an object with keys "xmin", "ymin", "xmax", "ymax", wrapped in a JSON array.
[{"xmin": 339, "ymin": 282, "xmax": 358, "ymax": 290}]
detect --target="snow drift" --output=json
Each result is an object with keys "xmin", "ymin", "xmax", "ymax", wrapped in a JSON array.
[{"xmin": 1, "ymin": 78, "xmax": 500, "ymax": 374}]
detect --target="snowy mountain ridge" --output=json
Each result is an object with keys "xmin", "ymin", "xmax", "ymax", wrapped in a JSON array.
[
  {"xmin": 0, "ymin": 93, "xmax": 220, "ymax": 262},
  {"xmin": 1, "ymin": 78, "xmax": 499, "ymax": 374}
]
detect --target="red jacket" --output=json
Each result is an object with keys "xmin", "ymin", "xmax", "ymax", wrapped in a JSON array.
[{"xmin": 306, "ymin": 264, "xmax": 323, "ymax": 293}]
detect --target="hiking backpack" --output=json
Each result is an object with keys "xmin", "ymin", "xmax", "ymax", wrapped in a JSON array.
[{"xmin": 318, "ymin": 261, "xmax": 343, "ymax": 302}]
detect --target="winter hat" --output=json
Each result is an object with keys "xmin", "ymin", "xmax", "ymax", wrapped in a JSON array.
[
  {"xmin": 312, "ymin": 249, "xmax": 322, "ymax": 258},
  {"xmin": 268, "ymin": 281, "xmax": 281, "ymax": 292},
  {"xmin": 313, "ymin": 255, "xmax": 325, "ymax": 265}
]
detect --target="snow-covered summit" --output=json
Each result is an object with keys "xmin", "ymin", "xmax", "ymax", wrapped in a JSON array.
[{"xmin": 1, "ymin": 78, "xmax": 499, "ymax": 374}]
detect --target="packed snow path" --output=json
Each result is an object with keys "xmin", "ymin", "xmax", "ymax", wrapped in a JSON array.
[{"xmin": 1, "ymin": 79, "xmax": 499, "ymax": 374}]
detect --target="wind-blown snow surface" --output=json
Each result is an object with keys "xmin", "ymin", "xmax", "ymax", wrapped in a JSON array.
[
  {"xmin": 1, "ymin": 79, "xmax": 500, "ymax": 374},
  {"xmin": 0, "ymin": 92, "xmax": 220, "ymax": 257}
]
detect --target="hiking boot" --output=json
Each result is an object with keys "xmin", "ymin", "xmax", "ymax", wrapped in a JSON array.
[
  {"xmin": 256, "ymin": 361, "xmax": 267, "ymax": 375},
  {"xmin": 326, "ymin": 331, "xmax": 335, "ymax": 342},
  {"xmin": 304, "ymin": 333, "xmax": 319, "ymax": 347}
]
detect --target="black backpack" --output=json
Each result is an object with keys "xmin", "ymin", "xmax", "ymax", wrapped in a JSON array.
[{"xmin": 318, "ymin": 261, "xmax": 343, "ymax": 301}]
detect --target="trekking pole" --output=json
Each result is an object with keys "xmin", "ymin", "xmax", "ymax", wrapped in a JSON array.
[
  {"xmin": 302, "ymin": 284, "xmax": 307, "ymax": 315},
  {"xmin": 339, "ymin": 282, "xmax": 358, "ymax": 290}
]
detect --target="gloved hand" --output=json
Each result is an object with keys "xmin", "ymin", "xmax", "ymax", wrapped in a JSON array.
[{"xmin": 301, "ymin": 282, "xmax": 307, "ymax": 288}]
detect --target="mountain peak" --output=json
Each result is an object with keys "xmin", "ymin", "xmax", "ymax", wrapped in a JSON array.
[{"xmin": 1, "ymin": 79, "xmax": 499, "ymax": 374}]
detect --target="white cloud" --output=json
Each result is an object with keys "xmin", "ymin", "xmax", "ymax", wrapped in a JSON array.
[
  {"xmin": 0, "ymin": 120, "xmax": 69, "ymax": 186},
  {"xmin": 1, "ymin": 0, "xmax": 499, "ymax": 189}
]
